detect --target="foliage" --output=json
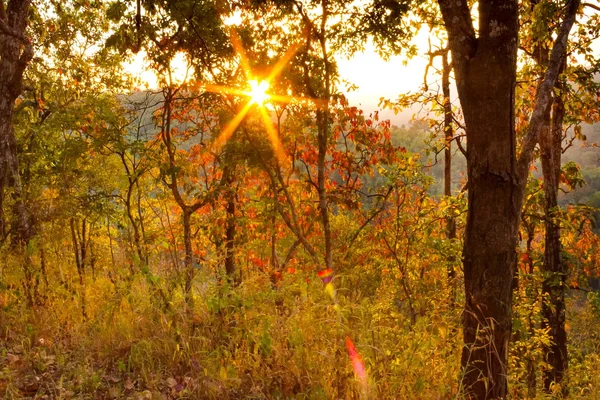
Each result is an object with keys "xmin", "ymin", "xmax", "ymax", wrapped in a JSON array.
[{"xmin": 0, "ymin": 0, "xmax": 599, "ymax": 399}]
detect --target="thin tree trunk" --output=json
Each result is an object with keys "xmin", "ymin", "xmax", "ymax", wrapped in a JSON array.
[
  {"xmin": 524, "ymin": 222, "xmax": 537, "ymax": 398},
  {"xmin": 182, "ymin": 208, "xmax": 194, "ymax": 306},
  {"xmin": 442, "ymin": 50, "xmax": 454, "ymax": 238},
  {"xmin": 528, "ymin": 5, "xmax": 570, "ymax": 389},
  {"xmin": 128, "ymin": 182, "xmax": 145, "ymax": 266},
  {"xmin": 540, "ymin": 78, "xmax": 568, "ymax": 393},
  {"xmin": 224, "ymin": 177, "xmax": 237, "ymax": 283},
  {"xmin": 317, "ymin": 109, "xmax": 332, "ymax": 271},
  {"xmin": 136, "ymin": 180, "xmax": 149, "ymax": 265},
  {"xmin": 70, "ymin": 218, "xmax": 82, "ymax": 284},
  {"xmin": 316, "ymin": 1, "xmax": 332, "ymax": 271},
  {"xmin": 40, "ymin": 245, "xmax": 48, "ymax": 290},
  {"xmin": 270, "ymin": 211, "xmax": 279, "ymax": 269},
  {"xmin": 89, "ymin": 235, "xmax": 96, "ymax": 281},
  {"xmin": 442, "ymin": 49, "xmax": 457, "ymax": 300},
  {"xmin": 70, "ymin": 217, "xmax": 87, "ymax": 319},
  {"xmin": 80, "ymin": 218, "xmax": 87, "ymax": 272},
  {"xmin": 106, "ymin": 215, "xmax": 116, "ymax": 271}
]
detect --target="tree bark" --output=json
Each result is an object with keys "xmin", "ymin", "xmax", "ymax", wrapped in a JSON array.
[
  {"xmin": 540, "ymin": 78, "xmax": 568, "ymax": 393},
  {"xmin": 0, "ymin": 0, "xmax": 34, "ymax": 243},
  {"xmin": 439, "ymin": 2, "xmax": 519, "ymax": 397},
  {"xmin": 442, "ymin": 49, "xmax": 456, "ymax": 286},
  {"xmin": 182, "ymin": 208, "xmax": 194, "ymax": 306},
  {"xmin": 317, "ymin": 109, "xmax": 332, "ymax": 271},
  {"xmin": 442, "ymin": 50, "xmax": 454, "ymax": 235},
  {"xmin": 224, "ymin": 174, "xmax": 237, "ymax": 283},
  {"xmin": 80, "ymin": 218, "xmax": 87, "ymax": 272},
  {"xmin": 121, "ymin": 163, "xmax": 146, "ymax": 267},
  {"xmin": 437, "ymin": 0, "xmax": 579, "ymax": 397},
  {"xmin": 70, "ymin": 217, "xmax": 87, "ymax": 319}
]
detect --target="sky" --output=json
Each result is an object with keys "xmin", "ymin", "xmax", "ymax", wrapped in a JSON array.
[
  {"xmin": 122, "ymin": 30, "xmax": 434, "ymax": 128},
  {"xmin": 122, "ymin": 12, "xmax": 600, "ymax": 129},
  {"xmin": 336, "ymin": 31, "xmax": 433, "ymax": 126}
]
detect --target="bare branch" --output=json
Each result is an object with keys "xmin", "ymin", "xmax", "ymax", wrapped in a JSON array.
[
  {"xmin": 583, "ymin": 2, "xmax": 600, "ymax": 12},
  {"xmin": 456, "ymin": 134, "xmax": 467, "ymax": 157},
  {"xmin": 437, "ymin": 0, "xmax": 477, "ymax": 74}
]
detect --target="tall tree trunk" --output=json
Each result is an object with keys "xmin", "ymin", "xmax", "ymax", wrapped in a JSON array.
[
  {"xmin": 523, "ymin": 221, "xmax": 537, "ymax": 398},
  {"xmin": 527, "ymin": 2, "xmax": 570, "ymax": 389},
  {"xmin": 0, "ymin": 0, "xmax": 34, "ymax": 243},
  {"xmin": 450, "ymin": 4, "xmax": 519, "ymax": 397},
  {"xmin": 437, "ymin": 0, "xmax": 579, "ymax": 397},
  {"xmin": 540, "ymin": 79, "xmax": 567, "ymax": 393},
  {"xmin": 317, "ymin": 110, "xmax": 331, "ymax": 271},
  {"xmin": 441, "ymin": 49, "xmax": 457, "ymax": 297},
  {"xmin": 316, "ymin": 0, "xmax": 332, "ymax": 271},
  {"xmin": 442, "ymin": 51, "xmax": 454, "ymax": 236}
]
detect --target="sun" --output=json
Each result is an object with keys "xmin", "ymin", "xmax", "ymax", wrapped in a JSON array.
[
  {"xmin": 247, "ymin": 80, "xmax": 270, "ymax": 105},
  {"xmin": 207, "ymin": 31, "xmax": 319, "ymax": 161}
]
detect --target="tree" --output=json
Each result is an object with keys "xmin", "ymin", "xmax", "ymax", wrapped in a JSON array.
[
  {"xmin": 0, "ymin": 0, "xmax": 34, "ymax": 243},
  {"xmin": 515, "ymin": 0, "xmax": 600, "ymax": 392},
  {"xmin": 437, "ymin": 0, "xmax": 580, "ymax": 397}
]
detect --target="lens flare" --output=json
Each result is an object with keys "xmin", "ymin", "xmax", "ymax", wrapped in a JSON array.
[
  {"xmin": 207, "ymin": 30, "xmax": 322, "ymax": 159},
  {"xmin": 346, "ymin": 337, "xmax": 368, "ymax": 387},
  {"xmin": 248, "ymin": 80, "xmax": 270, "ymax": 105}
]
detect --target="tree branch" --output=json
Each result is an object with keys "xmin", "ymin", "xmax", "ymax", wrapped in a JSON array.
[
  {"xmin": 582, "ymin": 2, "xmax": 600, "ymax": 12},
  {"xmin": 517, "ymin": 0, "xmax": 581, "ymax": 182},
  {"xmin": 437, "ymin": 0, "xmax": 477, "ymax": 74}
]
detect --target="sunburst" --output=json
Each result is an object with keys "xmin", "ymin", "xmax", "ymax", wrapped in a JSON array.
[
  {"xmin": 204, "ymin": 30, "xmax": 320, "ymax": 162},
  {"xmin": 247, "ymin": 80, "xmax": 270, "ymax": 106}
]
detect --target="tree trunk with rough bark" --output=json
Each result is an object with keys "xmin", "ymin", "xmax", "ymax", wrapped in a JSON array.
[
  {"xmin": 0, "ymin": 0, "xmax": 34, "ymax": 244},
  {"xmin": 440, "ymin": 3, "xmax": 520, "ymax": 397},
  {"xmin": 437, "ymin": 0, "xmax": 579, "ymax": 397}
]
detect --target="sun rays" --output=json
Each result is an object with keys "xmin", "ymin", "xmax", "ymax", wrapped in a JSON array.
[{"xmin": 203, "ymin": 30, "xmax": 318, "ymax": 162}]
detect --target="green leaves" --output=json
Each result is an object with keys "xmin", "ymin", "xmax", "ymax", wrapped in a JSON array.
[{"xmin": 106, "ymin": 1, "xmax": 128, "ymax": 22}]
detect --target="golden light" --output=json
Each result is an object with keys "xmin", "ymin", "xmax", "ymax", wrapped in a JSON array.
[
  {"xmin": 206, "ymin": 30, "xmax": 322, "ymax": 162},
  {"xmin": 247, "ymin": 80, "xmax": 270, "ymax": 106}
]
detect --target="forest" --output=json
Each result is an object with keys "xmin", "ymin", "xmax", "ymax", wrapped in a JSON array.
[{"xmin": 1, "ymin": 0, "xmax": 600, "ymax": 399}]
